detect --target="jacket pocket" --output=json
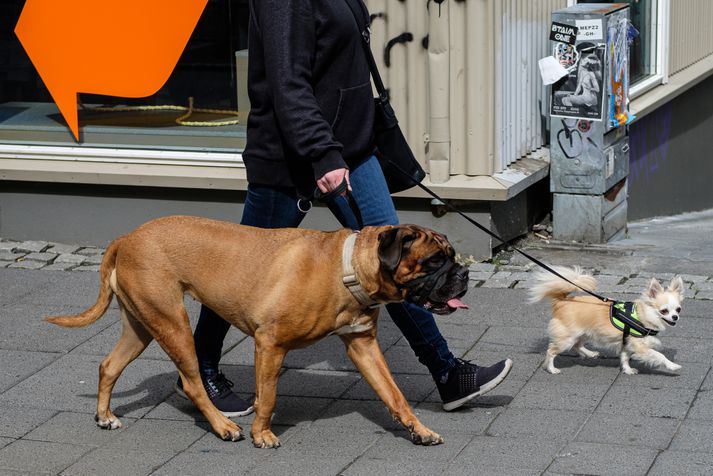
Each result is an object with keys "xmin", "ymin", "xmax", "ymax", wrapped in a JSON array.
[{"xmin": 330, "ymin": 82, "xmax": 375, "ymax": 160}]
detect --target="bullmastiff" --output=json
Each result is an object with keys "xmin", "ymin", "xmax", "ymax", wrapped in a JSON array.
[{"xmin": 47, "ymin": 216, "xmax": 469, "ymax": 448}]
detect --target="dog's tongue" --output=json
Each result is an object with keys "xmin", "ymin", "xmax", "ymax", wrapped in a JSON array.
[{"xmin": 447, "ymin": 298, "xmax": 469, "ymax": 310}]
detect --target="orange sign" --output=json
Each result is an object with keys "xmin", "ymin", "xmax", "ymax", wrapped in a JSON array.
[{"xmin": 15, "ymin": 0, "xmax": 208, "ymax": 141}]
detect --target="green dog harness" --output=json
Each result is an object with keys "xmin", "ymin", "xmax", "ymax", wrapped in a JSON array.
[{"xmin": 610, "ymin": 301, "xmax": 658, "ymax": 345}]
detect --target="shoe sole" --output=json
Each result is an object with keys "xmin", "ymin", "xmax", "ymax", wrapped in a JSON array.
[
  {"xmin": 174, "ymin": 383, "xmax": 254, "ymax": 418},
  {"xmin": 442, "ymin": 358, "xmax": 513, "ymax": 412}
]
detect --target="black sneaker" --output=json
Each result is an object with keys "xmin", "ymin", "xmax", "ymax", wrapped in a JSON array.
[
  {"xmin": 175, "ymin": 372, "xmax": 254, "ymax": 417},
  {"xmin": 437, "ymin": 358, "xmax": 513, "ymax": 411}
]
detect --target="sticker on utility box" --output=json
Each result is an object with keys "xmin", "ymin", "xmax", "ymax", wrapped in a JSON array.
[
  {"xmin": 576, "ymin": 19, "xmax": 603, "ymax": 41},
  {"xmin": 550, "ymin": 22, "xmax": 578, "ymax": 45}
]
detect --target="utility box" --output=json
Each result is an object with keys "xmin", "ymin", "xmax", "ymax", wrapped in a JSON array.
[{"xmin": 548, "ymin": 3, "xmax": 631, "ymax": 243}]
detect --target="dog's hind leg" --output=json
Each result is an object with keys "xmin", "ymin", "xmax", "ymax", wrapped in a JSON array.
[
  {"xmin": 340, "ymin": 333, "xmax": 443, "ymax": 446},
  {"xmin": 96, "ymin": 302, "xmax": 153, "ymax": 430},
  {"xmin": 574, "ymin": 338, "xmax": 600, "ymax": 359},
  {"xmin": 544, "ymin": 321, "xmax": 577, "ymax": 374}
]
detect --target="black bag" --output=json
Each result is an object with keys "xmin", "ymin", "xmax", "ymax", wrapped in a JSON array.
[{"xmin": 344, "ymin": 0, "xmax": 426, "ymax": 193}]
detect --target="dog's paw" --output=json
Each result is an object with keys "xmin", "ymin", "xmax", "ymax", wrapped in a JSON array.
[
  {"xmin": 667, "ymin": 363, "xmax": 682, "ymax": 372},
  {"xmin": 252, "ymin": 430, "xmax": 281, "ymax": 449},
  {"xmin": 409, "ymin": 428, "xmax": 444, "ymax": 446},
  {"xmin": 94, "ymin": 413, "xmax": 122, "ymax": 430},
  {"xmin": 622, "ymin": 367, "xmax": 639, "ymax": 375},
  {"xmin": 546, "ymin": 367, "xmax": 561, "ymax": 375}
]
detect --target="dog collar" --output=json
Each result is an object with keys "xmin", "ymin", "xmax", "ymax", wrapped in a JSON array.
[
  {"xmin": 342, "ymin": 233, "xmax": 380, "ymax": 309},
  {"xmin": 610, "ymin": 301, "xmax": 658, "ymax": 345}
]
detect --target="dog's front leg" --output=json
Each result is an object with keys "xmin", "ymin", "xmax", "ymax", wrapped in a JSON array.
[
  {"xmin": 620, "ymin": 350, "xmax": 638, "ymax": 374},
  {"xmin": 634, "ymin": 348, "xmax": 682, "ymax": 373},
  {"xmin": 340, "ymin": 333, "xmax": 443, "ymax": 446},
  {"xmin": 252, "ymin": 335, "xmax": 287, "ymax": 449}
]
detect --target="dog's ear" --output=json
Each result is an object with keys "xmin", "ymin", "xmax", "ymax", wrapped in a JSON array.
[
  {"xmin": 668, "ymin": 276, "xmax": 685, "ymax": 300},
  {"xmin": 647, "ymin": 278, "xmax": 665, "ymax": 299},
  {"xmin": 378, "ymin": 226, "xmax": 417, "ymax": 273}
]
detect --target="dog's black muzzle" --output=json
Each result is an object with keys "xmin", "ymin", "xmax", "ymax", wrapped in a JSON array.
[{"xmin": 402, "ymin": 262, "xmax": 469, "ymax": 315}]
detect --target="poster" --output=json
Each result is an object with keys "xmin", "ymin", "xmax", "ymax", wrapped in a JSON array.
[{"xmin": 550, "ymin": 43, "xmax": 605, "ymax": 121}]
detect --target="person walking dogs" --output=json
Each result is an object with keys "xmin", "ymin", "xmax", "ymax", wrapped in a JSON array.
[{"xmin": 176, "ymin": 0, "xmax": 513, "ymax": 417}]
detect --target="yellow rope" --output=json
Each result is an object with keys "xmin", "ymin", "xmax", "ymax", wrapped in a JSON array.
[{"xmin": 79, "ymin": 97, "xmax": 240, "ymax": 127}]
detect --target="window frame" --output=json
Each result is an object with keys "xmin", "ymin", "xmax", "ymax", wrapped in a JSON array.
[{"xmin": 568, "ymin": 0, "xmax": 670, "ymax": 99}]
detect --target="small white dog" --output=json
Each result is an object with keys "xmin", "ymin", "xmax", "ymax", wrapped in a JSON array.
[{"xmin": 529, "ymin": 266, "xmax": 684, "ymax": 375}]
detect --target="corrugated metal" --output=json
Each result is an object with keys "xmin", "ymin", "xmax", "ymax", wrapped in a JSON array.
[
  {"xmin": 364, "ymin": 0, "xmax": 565, "ymax": 180},
  {"xmin": 670, "ymin": 0, "xmax": 713, "ymax": 75},
  {"xmin": 494, "ymin": 0, "xmax": 566, "ymax": 171}
]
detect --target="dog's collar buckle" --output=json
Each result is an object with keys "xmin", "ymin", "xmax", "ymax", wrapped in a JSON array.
[{"xmin": 342, "ymin": 233, "xmax": 380, "ymax": 309}]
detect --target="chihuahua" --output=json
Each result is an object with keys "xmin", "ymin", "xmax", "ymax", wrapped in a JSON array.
[{"xmin": 529, "ymin": 266, "xmax": 684, "ymax": 375}]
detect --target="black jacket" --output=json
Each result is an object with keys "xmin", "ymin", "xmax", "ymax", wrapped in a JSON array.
[{"xmin": 243, "ymin": 0, "xmax": 375, "ymax": 195}]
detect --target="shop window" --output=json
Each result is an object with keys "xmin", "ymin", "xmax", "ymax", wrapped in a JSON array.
[{"xmin": 0, "ymin": 0, "xmax": 249, "ymax": 152}]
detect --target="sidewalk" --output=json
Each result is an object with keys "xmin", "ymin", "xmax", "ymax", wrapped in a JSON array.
[{"xmin": 1, "ymin": 210, "xmax": 713, "ymax": 475}]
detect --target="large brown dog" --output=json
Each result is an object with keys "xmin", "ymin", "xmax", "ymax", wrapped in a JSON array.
[{"xmin": 47, "ymin": 216, "xmax": 469, "ymax": 448}]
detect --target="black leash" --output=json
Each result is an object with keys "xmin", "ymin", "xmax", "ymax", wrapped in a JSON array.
[
  {"xmin": 387, "ymin": 161, "xmax": 611, "ymax": 303},
  {"xmin": 313, "ymin": 180, "xmax": 364, "ymax": 229}
]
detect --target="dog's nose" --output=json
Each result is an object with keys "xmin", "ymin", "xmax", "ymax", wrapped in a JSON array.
[{"xmin": 672, "ymin": 315, "xmax": 679, "ymax": 321}]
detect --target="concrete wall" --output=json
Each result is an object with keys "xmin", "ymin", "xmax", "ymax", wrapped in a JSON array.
[{"xmin": 628, "ymin": 74, "xmax": 713, "ymax": 220}]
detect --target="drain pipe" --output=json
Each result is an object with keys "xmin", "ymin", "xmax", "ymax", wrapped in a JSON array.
[{"xmin": 427, "ymin": 0, "xmax": 450, "ymax": 183}]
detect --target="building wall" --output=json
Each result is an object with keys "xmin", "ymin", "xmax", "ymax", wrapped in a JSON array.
[{"xmin": 628, "ymin": 74, "xmax": 713, "ymax": 220}]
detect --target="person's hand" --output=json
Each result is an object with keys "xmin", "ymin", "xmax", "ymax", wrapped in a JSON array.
[{"xmin": 317, "ymin": 168, "xmax": 351, "ymax": 196}]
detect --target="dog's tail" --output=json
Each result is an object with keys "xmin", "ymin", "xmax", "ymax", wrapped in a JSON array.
[
  {"xmin": 46, "ymin": 238, "xmax": 122, "ymax": 328},
  {"xmin": 528, "ymin": 266, "xmax": 597, "ymax": 303}
]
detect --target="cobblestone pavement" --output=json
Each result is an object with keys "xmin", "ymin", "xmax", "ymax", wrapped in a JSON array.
[
  {"xmin": 1, "ymin": 210, "xmax": 713, "ymax": 475},
  {"xmin": 3, "ymin": 237, "xmax": 713, "ymax": 300}
]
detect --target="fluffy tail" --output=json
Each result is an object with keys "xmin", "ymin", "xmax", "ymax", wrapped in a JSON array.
[
  {"xmin": 528, "ymin": 266, "xmax": 597, "ymax": 303},
  {"xmin": 45, "ymin": 239, "xmax": 122, "ymax": 328}
]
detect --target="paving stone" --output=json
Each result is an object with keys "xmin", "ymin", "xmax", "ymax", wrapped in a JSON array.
[
  {"xmin": 0, "ymin": 439, "xmax": 92, "ymax": 475},
  {"xmin": 597, "ymin": 385, "xmax": 697, "ymax": 419},
  {"xmin": 277, "ymin": 369, "xmax": 361, "ymax": 398},
  {"xmin": 480, "ymin": 278, "xmax": 515, "ymax": 289},
  {"xmin": 470, "ymin": 326, "xmax": 549, "ymax": 355},
  {"xmin": 510, "ymin": 381, "xmax": 610, "ymax": 412},
  {"xmin": 669, "ymin": 419, "xmax": 713, "ymax": 453},
  {"xmin": 0, "ymin": 241, "xmax": 20, "ymax": 251},
  {"xmin": 681, "ymin": 274, "xmax": 710, "ymax": 283},
  {"xmin": 575, "ymin": 413, "xmax": 680, "ymax": 449},
  {"xmin": 0, "ymin": 438, "xmax": 13, "ymax": 450},
  {"xmin": 660, "ymin": 338, "xmax": 713, "ymax": 365},
  {"xmin": 446, "ymin": 436, "xmax": 562, "ymax": 473},
  {"xmin": 0, "ymin": 405, "xmax": 57, "ymax": 439},
  {"xmin": 75, "ymin": 247, "xmax": 104, "ymax": 256},
  {"xmin": 61, "ymin": 419, "xmax": 207, "ymax": 476},
  {"xmin": 548, "ymin": 441, "xmax": 658, "ymax": 476},
  {"xmin": 55, "ymin": 253, "xmax": 87, "ymax": 265},
  {"xmin": 0, "ymin": 251, "xmax": 24, "ymax": 261},
  {"xmin": 81, "ymin": 253, "xmax": 104, "ymax": 265},
  {"xmin": 0, "ymin": 349, "xmax": 60, "ymax": 393},
  {"xmin": 468, "ymin": 271, "xmax": 494, "ymax": 281},
  {"xmin": 47, "ymin": 243, "xmax": 82, "ymax": 254},
  {"xmin": 13, "ymin": 241, "xmax": 49, "ymax": 253},
  {"xmin": 694, "ymin": 290, "xmax": 713, "ymax": 300},
  {"xmin": 343, "ymin": 372, "xmax": 435, "ymax": 402},
  {"xmin": 648, "ymin": 450, "xmax": 713, "ymax": 476},
  {"xmin": 23, "ymin": 411, "xmax": 138, "ymax": 447},
  {"xmin": 23, "ymin": 252, "xmax": 57, "ymax": 263},
  {"xmin": 363, "ymin": 429, "xmax": 472, "ymax": 462},
  {"xmin": 692, "ymin": 281, "xmax": 713, "ymax": 291},
  {"xmin": 0, "ymin": 260, "xmax": 13, "ymax": 268},
  {"xmin": 610, "ymin": 361, "xmax": 709, "ymax": 389},
  {"xmin": 185, "ymin": 423, "xmax": 301, "ymax": 454},
  {"xmin": 469, "ymin": 262, "xmax": 496, "ymax": 273},
  {"xmin": 43, "ymin": 262, "xmax": 80, "ymax": 271},
  {"xmin": 8, "ymin": 260, "xmax": 45, "ymax": 270},
  {"xmin": 153, "ymin": 443, "xmax": 275, "ymax": 475},
  {"xmin": 311, "ymin": 399, "xmax": 403, "ymax": 432},
  {"xmin": 486, "ymin": 408, "xmax": 587, "ymax": 441},
  {"xmin": 528, "ymin": 355, "xmax": 620, "ymax": 385},
  {"xmin": 74, "ymin": 265, "xmax": 100, "ymax": 272},
  {"xmin": 252, "ymin": 426, "xmax": 387, "ymax": 476},
  {"xmin": 412, "ymin": 401, "xmax": 503, "ymax": 435},
  {"xmin": 343, "ymin": 456, "xmax": 446, "ymax": 476},
  {"xmin": 0, "ymin": 353, "xmax": 176, "ymax": 418}
]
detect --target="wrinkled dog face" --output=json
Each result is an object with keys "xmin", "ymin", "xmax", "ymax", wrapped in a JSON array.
[{"xmin": 378, "ymin": 225, "xmax": 469, "ymax": 315}]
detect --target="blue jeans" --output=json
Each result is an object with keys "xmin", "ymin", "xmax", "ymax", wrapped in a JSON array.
[{"xmin": 193, "ymin": 155, "xmax": 456, "ymax": 381}]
